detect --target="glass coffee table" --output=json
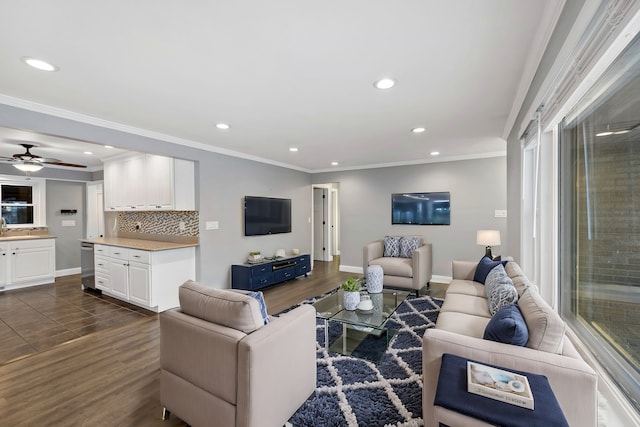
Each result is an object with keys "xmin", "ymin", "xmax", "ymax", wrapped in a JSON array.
[{"xmin": 312, "ymin": 288, "xmax": 410, "ymax": 361}]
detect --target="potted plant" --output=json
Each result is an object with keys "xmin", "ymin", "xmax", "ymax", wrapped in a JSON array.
[{"xmin": 341, "ymin": 277, "xmax": 362, "ymax": 310}]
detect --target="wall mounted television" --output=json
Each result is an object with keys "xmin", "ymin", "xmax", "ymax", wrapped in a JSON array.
[
  {"xmin": 391, "ymin": 192, "xmax": 450, "ymax": 225},
  {"xmin": 244, "ymin": 196, "xmax": 292, "ymax": 236}
]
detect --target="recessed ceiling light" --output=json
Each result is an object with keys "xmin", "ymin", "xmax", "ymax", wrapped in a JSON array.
[
  {"xmin": 216, "ymin": 123, "xmax": 230, "ymax": 130},
  {"xmin": 289, "ymin": 147, "xmax": 298, "ymax": 152},
  {"xmin": 430, "ymin": 151, "xmax": 440, "ymax": 156},
  {"xmin": 412, "ymin": 127, "xmax": 426, "ymax": 133},
  {"xmin": 21, "ymin": 57, "xmax": 58, "ymax": 71},
  {"xmin": 331, "ymin": 162, "xmax": 339, "ymax": 166},
  {"xmin": 104, "ymin": 145, "xmax": 114, "ymax": 149},
  {"xmin": 374, "ymin": 78, "xmax": 395, "ymax": 89},
  {"xmin": 84, "ymin": 151, "xmax": 93, "ymax": 155}
]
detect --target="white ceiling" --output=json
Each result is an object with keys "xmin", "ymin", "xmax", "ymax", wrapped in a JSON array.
[{"xmin": 0, "ymin": 1, "xmax": 564, "ymax": 172}]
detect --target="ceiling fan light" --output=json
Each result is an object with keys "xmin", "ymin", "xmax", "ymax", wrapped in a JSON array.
[{"xmin": 13, "ymin": 161, "xmax": 43, "ymax": 172}]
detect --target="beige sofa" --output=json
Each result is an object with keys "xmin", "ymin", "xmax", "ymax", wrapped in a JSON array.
[
  {"xmin": 160, "ymin": 281, "xmax": 316, "ymax": 427},
  {"xmin": 422, "ymin": 260, "xmax": 598, "ymax": 427},
  {"xmin": 364, "ymin": 235, "xmax": 432, "ymax": 296}
]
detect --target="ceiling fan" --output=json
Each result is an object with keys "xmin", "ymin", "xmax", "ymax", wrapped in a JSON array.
[{"xmin": 0, "ymin": 143, "xmax": 87, "ymax": 171}]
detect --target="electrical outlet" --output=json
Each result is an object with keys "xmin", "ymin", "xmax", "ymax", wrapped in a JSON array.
[
  {"xmin": 179, "ymin": 221, "xmax": 186, "ymax": 231},
  {"xmin": 494, "ymin": 210, "xmax": 507, "ymax": 218}
]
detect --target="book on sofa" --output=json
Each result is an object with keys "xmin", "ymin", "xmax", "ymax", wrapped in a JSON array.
[{"xmin": 467, "ymin": 361, "xmax": 533, "ymax": 409}]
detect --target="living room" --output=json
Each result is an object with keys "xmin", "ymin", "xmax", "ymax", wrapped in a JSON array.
[{"xmin": 1, "ymin": 1, "xmax": 640, "ymax": 426}]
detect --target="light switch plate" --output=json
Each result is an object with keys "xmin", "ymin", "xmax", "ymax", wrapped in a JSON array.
[
  {"xmin": 494, "ymin": 210, "xmax": 507, "ymax": 218},
  {"xmin": 205, "ymin": 221, "xmax": 219, "ymax": 230},
  {"xmin": 61, "ymin": 220, "xmax": 76, "ymax": 227}
]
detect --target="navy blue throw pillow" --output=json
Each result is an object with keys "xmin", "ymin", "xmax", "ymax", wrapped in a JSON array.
[
  {"xmin": 473, "ymin": 256, "xmax": 507, "ymax": 284},
  {"xmin": 483, "ymin": 304, "xmax": 528, "ymax": 346}
]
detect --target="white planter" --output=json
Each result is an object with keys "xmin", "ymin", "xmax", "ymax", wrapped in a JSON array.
[
  {"xmin": 343, "ymin": 291, "xmax": 360, "ymax": 311},
  {"xmin": 366, "ymin": 265, "xmax": 384, "ymax": 293}
]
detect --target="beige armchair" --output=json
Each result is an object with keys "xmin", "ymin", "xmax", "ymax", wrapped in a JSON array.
[
  {"xmin": 363, "ymin": 235, "xmax": 432, "ymax": 296},
  {"xmin": 160, "ymin": 281, "xmax": 317, "ymax": 427}
]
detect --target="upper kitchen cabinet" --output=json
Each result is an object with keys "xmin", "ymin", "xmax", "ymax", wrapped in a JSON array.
[{"xmin": 103, "ymin": 154, "xmax": 195, "ymax": 211}]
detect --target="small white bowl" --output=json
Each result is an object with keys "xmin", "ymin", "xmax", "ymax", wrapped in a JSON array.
[{"xmin": 357, "ymin": 300, "xmax": 373, "ymax": 311}]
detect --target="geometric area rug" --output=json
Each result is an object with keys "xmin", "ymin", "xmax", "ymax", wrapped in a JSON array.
[{"xmin": 286, "ymin": 294, "xmax": 444, "ymax": 427}]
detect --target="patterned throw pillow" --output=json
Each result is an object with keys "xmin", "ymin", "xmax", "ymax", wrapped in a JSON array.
[
  {"xmin": 384, "ymin": 236, "xmax": 401, "ymax": 257},
  {"xmin": 399, "ymin": 237, "xmax": 421, "ymax": 258},
  {"xmin": 485, "ymin": 264, "xmax": 518, "ymax": 315},
  {"xmin": 484, "ymin": 264, "xmax": 511, "ymax": 297}
]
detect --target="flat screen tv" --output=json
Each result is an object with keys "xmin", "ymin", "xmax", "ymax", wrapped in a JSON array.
[
  {"xmin": 244, "ymin": 196, "xmax": 292, "ymax": 236},
  {"xmin": 391, "ymin": 192, "xmax": 450, "ymax": 225}
]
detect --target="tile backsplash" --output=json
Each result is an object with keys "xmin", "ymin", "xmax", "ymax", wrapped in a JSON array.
[{"xmin": 117, "ymin": 211, "xmax": 199, "ymax": 236}]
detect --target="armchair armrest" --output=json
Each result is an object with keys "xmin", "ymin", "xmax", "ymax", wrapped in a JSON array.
[
  {"xmin": 412, "ymin": 243, "xmax": 432, "ymax": 287},
  {"xmin": 363, "ymin": 239, "xmax": 384, "ymax": 268},
  {"xmin": 422, "ymin": 328, "xmax": 597, "ymax": 427},
  {"xmin": 237, "ymin": 304, "xmax": 317, "ymax": 427},
  {"xmin": 452, "ymin": 260, "xmax": 478, "ymax": 281}
]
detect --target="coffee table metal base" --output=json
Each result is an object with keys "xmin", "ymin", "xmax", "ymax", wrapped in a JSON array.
[{"xmin": 323, "ymin": 320, "xmax": 398, "ymax": 362}]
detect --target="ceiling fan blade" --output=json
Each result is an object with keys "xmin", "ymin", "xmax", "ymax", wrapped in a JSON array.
[{"xmin": 43, "ymin": 161, "xmax": 87, "ymax": 168}]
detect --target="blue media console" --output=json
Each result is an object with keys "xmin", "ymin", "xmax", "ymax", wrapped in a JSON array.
[{"xmin": 231, "ymin": 254, "xmax": 311, "ymax": 291}]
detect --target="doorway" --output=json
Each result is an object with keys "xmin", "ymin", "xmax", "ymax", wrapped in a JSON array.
[{"xmin": 312, "ymin": 183, "xmax": 339, "ymax": 263}]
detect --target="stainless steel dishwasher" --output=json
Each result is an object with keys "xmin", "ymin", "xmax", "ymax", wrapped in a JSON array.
[{"xmin": 80, "ymin": 241, "xmax": 97, "ymax": 291}]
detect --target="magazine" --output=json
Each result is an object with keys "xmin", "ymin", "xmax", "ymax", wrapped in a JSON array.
[{"xmin": 467, "ymin": 361, "xmax": 534, "ymax": 410}]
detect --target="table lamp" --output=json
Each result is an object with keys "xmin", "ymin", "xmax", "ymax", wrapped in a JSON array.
[{"xmin": 477, "ymin": 230, "xmax": 501, "ymax": 259}]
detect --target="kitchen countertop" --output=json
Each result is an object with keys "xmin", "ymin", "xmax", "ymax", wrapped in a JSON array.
[
  {"xmin": 80, "ymin": 237, "xmax": 198, "ymax": 251},
  {"xmin": 0, "ymin": 234, "xmax": 57, "ymax": 241}
]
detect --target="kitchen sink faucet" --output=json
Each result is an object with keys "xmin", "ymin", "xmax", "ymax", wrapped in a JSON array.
[{"xmin": 1, "ymin": 217, "xmax": 6, "ymax": 236}]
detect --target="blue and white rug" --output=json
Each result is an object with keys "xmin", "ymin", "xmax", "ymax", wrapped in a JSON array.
[{"xmin": 287, "ymin": 294, "xmax": 443, "ymax": 427}]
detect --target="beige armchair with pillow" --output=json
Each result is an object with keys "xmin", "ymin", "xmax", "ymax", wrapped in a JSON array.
[
  {"xmin": 160, "ymin": 280, "xmax": 317, "ymax": 427},
  {"xmin": 363, "ymin": 235, "xmax": 432, "ymax": 296}
]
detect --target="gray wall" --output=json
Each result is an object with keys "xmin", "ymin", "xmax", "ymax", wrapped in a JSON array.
[
  {"xmin": 45, "ymin": 180, "xmax": 85, "ymax": 271},
  {"xmin": 0, "ymin": 104, "xmax": 507, "ymax": 283},
  {"xmin": 0, "ymin": 104, "xmax": 311, "ymax": 287},
  {"xmin": 312, "ymin": 156, "xmax": 507, "ymax": 277}
]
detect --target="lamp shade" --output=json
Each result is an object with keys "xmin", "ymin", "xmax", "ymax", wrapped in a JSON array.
[{"xmin": 476, "ymin": 230, "xmax": 501, "ymax": 246}]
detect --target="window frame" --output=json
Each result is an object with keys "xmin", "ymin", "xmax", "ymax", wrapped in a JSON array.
[{"xmin": 0, "ymin": 176, "xmax": 46, "ymax": 228}]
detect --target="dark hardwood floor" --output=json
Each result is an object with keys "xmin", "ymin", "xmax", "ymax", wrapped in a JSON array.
[{"xmin": 0, "ymin": 257, "xmax": 444, "ymax": 426}]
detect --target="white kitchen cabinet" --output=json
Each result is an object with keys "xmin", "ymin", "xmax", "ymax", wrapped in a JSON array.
[
  {"xmin": 93, "ymin": 243, "xmax": 194, "ymax": 312},
  {"xmin": 0, "ymin": 243, "xmax": 8, "ymax": 287},
  {"xmin": 103, "ymin": 154, "xmax": 194, "ymax": 211},
  {"xmin": 0, "ymin": 238, "xmax": 55, "ymax": 291},
  {"xmin": 104, "ymin": 159, "xmax": 124, "ymax": 211},
  {"xmin": 128, "ymin": 261, "xmax": 150, "ymax": 306},
  {"xmin": 122, "ymin": 155, "xmax": 147, "ymax": 210}
]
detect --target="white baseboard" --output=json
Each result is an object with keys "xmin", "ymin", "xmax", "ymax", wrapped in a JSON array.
[
  {"xmin": 56, "ymin": 267, "xmax": 81, "ymax": 277},
  {"xmin": 340, "ymin": 265, "xmax": 363, "ymax": 274}
]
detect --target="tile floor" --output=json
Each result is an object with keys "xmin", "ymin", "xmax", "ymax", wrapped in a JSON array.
[{"xmin": 0, "ymin": 275, "xmax": 154, "ymax": 365}]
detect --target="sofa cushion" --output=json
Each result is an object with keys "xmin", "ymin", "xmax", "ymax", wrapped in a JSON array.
[
  {"xmin": 485, "ymin": 265, "xmax": 518, "ymax": 315},
  {"xmin": 504, "ymin": 261, "xmax": 534, "ymax": 295},
  {"xmin": 370, "ymin": 256, "xmax": 413, "ymax": 277},
  {"xmin": 446, "ymin": 280, "xmax": 487, "ymax": 298},
  {"xmin": 440, "ymin": 293, "xmax": 492, "ymax": 318},
  {"xmin": 517, "ymin": 287, "xmax": 566, "ymax": 354},
  {"xmin": 384, "ymin": 236, "xmax": 401, "ymax": 257},
  {"xmin": 473, "ymin": 256, "xmax": 507, "ymax": 284},
  {"xmin": 435, "ymin": 311, "xmax": 490, "ymax": 339},
  {"xmin": 179, "ymin": 280, "xmax": 265, "ymax": 334},
  {"xmin": 399, "ymin": 236, "xmax": 421, "ymax": 258},
  {"xmin": 483, "ymin": 304, "xmax": 529, "ymax": 346}
]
